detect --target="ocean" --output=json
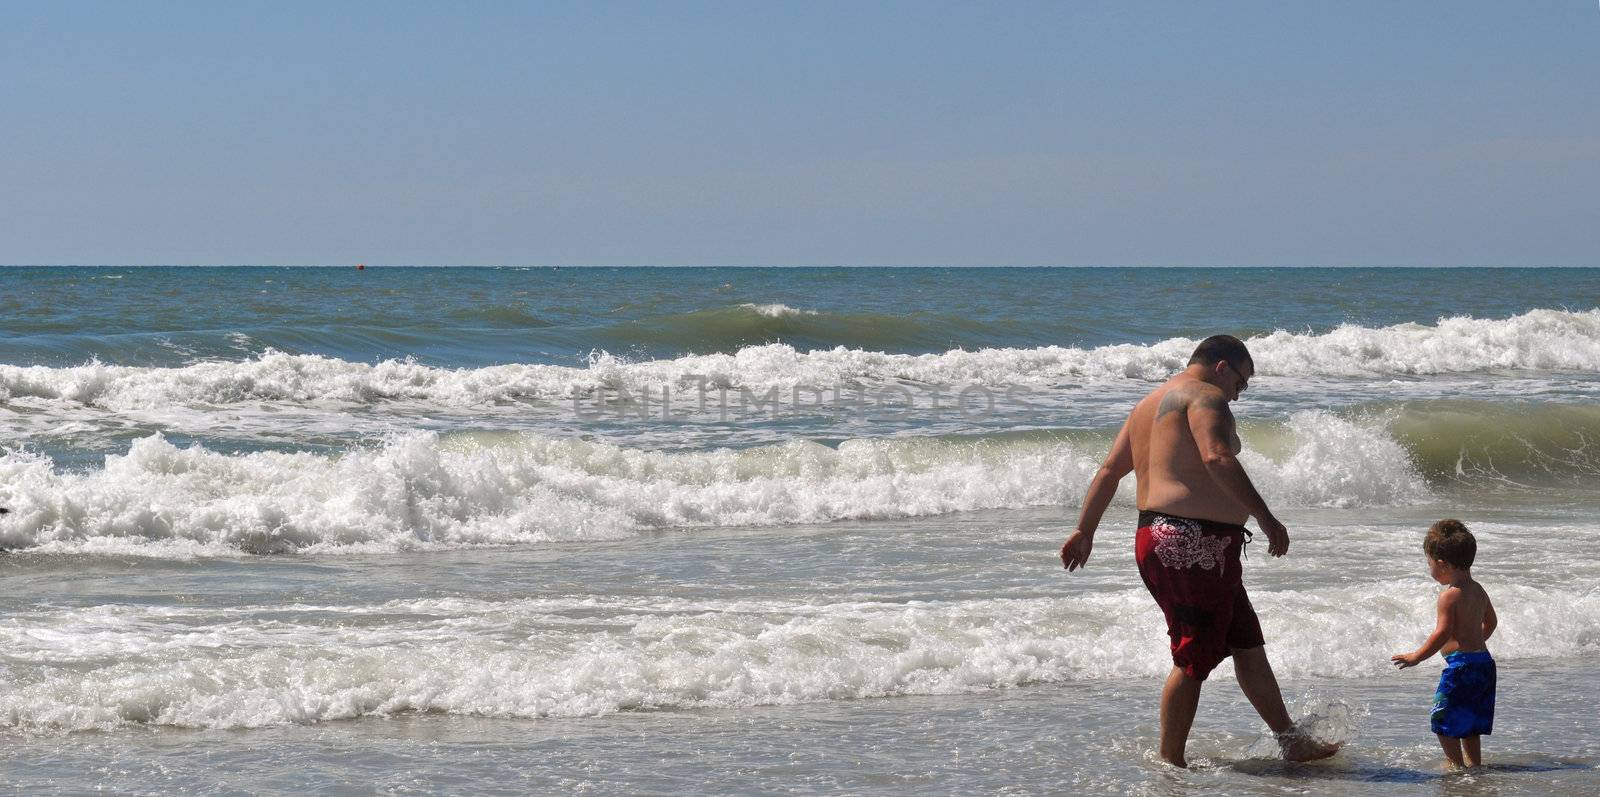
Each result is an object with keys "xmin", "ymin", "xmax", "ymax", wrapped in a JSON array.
[{"xmin": 1, "ymin": 266, "xmax": 1597, "ymax": 794}]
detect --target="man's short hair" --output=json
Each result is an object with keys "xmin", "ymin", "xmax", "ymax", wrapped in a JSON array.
[
  {"xmin": 1188, "ymin": 335, "xmax": 1254, "ymax": 372},
  {"xmin": 1424, "ymin": 519, "xmax": 1476, "ymax": 569}
]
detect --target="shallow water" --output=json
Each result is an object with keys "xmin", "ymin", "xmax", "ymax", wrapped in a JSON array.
[
  {"xmin": 1, "ymin": 267, "xmax": 1597, "ymax": 792},
  {"xmin": 2, "ymin": 508, "xmax": 1596, "ymax": 794}
]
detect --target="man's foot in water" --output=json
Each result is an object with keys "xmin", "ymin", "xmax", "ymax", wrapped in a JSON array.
[{"xmin": 1278, "ymin": 727, "xmax": 1340, "ymax": 762}]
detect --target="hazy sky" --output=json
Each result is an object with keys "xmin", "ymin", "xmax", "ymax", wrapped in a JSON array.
[{"xmin": 2, "ymin": 1, "xmax": 1596, "ymax": 266}]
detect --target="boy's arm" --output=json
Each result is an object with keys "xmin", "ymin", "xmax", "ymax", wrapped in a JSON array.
[
  {"xmin": 1391, "ymin": 589, "xmax": 1458, "ymax": 669},
  {"xmin": 1482, "ymin": 593, "xmax": 1497, "ymax": 640}
]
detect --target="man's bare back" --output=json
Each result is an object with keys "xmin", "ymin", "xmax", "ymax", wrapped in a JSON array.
[
  {"xmin": 1129, "ymin": 374, "xmax": 1250, "ymax": 525},
  {"xmin": 1061, "ymin": 355, "xmax": 1287, "ymax": 566}
]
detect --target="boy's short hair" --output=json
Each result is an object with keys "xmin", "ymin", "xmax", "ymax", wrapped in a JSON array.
[{"xmin": 1424, "ymin": 519, "xmax": 1476, "ymax": 569}]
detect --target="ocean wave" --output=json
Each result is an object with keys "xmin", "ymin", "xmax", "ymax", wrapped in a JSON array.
[
  {"xmin": 0, "ymin": 582, "xmax": 1590, "ymax": 731},
  {"xmin": 0, "ymin": 412, "xmax": 1427, "ymax": 556},
  {"xmin": 741, "ymin": 302, "xmax": 817, "ymax": 318},
  {"xmin": 1389, "ymin": 401, "xmax": 1600, "ymax": 484},
  {"xmin": 444, "ymin": 304, "xmax": 553, "ymax": 328},
  {"xmin": 593, "ymin": 302, "xmax": 999, "ymax": 354},
  {"xmin": 3, "ymin": 309, "xmax": 1596, "ymax": 412}
]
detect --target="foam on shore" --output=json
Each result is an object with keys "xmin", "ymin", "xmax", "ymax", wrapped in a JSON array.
[{"xmin": 0, "ymin": 582, "xmax": 1588, "ymax": 731}]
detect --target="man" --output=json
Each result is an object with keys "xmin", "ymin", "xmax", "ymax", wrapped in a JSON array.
[{"xmin": 1058, "ymin": 334, "xmax": 1337, "ymax": 767}]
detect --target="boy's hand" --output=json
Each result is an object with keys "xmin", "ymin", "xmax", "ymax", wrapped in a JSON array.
[{"xmin": 1390, "ymin": 652, "xmax": 1421, "ymax": 669}]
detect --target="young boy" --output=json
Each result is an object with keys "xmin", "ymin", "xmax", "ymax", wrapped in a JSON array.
[{"xmin": 1391, "ymin": 519, "xmax": 1498, "ymax": 768}]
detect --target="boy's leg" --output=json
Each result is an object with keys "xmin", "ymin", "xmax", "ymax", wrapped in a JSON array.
[
  {"xmin": 1461, "ymin": 735, "xmax": 1482, "ymax": 767},
  {"xmin": 1159, "ymin": 666, "xmax": 1203, "ymax": 767},
  {"xmin": 1437, "ymin": 734, "xmax": 1466, "ymax": 768}
]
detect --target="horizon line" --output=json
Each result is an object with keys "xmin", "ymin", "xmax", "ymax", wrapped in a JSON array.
[{"xmin": 3, "ymin": 263, "xmax": 1597, "ymax": 269}]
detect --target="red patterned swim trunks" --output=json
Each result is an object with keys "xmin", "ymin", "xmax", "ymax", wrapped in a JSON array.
[{"xmin": 1134, "ymin": 510, "xmax": 1264, "ymax": 680}]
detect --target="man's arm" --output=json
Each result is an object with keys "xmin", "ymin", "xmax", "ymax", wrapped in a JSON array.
[
  {"xmin": 1482, "ymin": 593, "xmax": 1497, "ymax": 640},
  {"xmin": 1060, "ymin": 419, "xmax": 1134, "ymax": 571},
  {"xmin": 1392, "ymin": 589, "xmax": 1459, "ymax": 668},
  {"xmin": 1186, "ymin": 389, "xmax": 1288, "ymax": 556}
]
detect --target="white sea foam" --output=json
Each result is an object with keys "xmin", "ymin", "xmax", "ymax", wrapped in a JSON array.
[
  {"xmin": 0, "ymin": 412, "xmax": 1427, "ymax": 556},
  {"xmin": 0, "ymin": 432, "xmax": 1099, "ymax": 555},
  {"xmin": 1, "ymin": 309, "xmax": 1595, "ymax": 412},
  {"xmin": 0, "ymin": 581, "xmax": 1590, "ymax": 731},
  {"xmin": 1249, "ymin": 308, "xmax": 1600, "ymax": 376},
  {"xmin": 1240, "ymin": 410, "xmax": 1431, "ymax": 509},
  {"xmin": 739, "ymin": 302, "xmax": 818, "ymax": 318}
]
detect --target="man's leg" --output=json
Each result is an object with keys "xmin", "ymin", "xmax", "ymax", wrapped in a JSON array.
[
  {"xmin": 1461, "ymin": 735, "xmax": 1482, "ymax": 767},
  {"xmin": 1232, "ymin": 645, "xmax": 1339, "ymax": 761},
  {"xmin": 1231, "ymin": 645, "xmax": 1293, "ymax": 733},
  {"xmin": 1159, "ymin": 666, "xmax": 1203, "ymax": 767}
]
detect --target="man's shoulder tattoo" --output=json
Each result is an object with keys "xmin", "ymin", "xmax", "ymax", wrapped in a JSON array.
[
  {"xmin": 1156, "ymin": 384, "xmax": 1229, "ymax": 422},
  {"xmin": 1193, "ymin": 389, "xmax": 1230, "ymax": 412},
  {"xmin": 1154, "ymin": 387, "xmax": 1190, "ymax": 421}
]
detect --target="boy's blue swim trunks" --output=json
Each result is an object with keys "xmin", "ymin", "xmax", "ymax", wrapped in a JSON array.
[{"xmin": 1431, "ymin": 650, "xmax": 1495, "ymax": 737}]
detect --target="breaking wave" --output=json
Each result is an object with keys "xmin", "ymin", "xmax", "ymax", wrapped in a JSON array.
[
  {"xmin": 3, "ymin": 309, "xmax": 1596, "ymax": 411},
  {"xmin": 0, "ymin": 411, "xmax": 1428, "ymax": 556}
]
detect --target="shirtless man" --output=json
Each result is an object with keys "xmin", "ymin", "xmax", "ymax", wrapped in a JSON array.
[{"xmin": 1058, "ymin": 335, "xmax": 1336, "ymax": 767}]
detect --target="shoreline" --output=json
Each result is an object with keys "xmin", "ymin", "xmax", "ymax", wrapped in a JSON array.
[{"xmin": 4, "ymin": 666, "xmax": 1595, "ymax": 795}]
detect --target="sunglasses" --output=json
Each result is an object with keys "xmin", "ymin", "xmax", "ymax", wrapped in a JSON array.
[{"xmin": 1222, "ymin": 361, "xmax": 1251, "ymax": 391}]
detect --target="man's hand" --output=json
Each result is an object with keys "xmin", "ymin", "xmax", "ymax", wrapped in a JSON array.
[
  {"xmin": 1060, "ymin": 529, "xmax": 1094, "ymax": 571},
  {"xmin": 1258, "ymin": 514, "xmax": 1289, "ymax": 557},
  {"xmin": 1390, "ymin": 652, "xmax": 1422, "ymax": 669}
]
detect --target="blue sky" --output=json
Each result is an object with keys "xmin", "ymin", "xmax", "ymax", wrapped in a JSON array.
[{"xmin": 2, "ymin": 1, "xmax": 1596, "ymax": 266}]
